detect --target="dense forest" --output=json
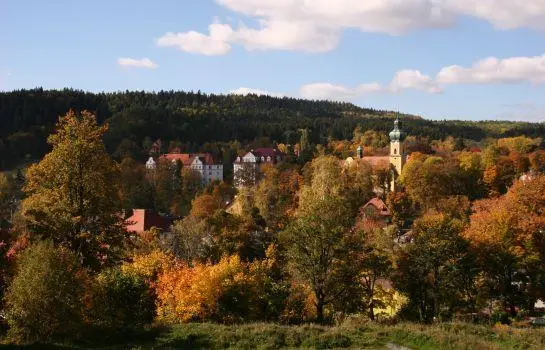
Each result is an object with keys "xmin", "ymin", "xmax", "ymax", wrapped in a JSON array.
[{"xmin": 1, "ymin": 88, "xmax": 545, "ymax": 169}]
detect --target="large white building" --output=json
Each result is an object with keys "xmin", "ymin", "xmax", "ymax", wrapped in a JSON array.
[
  {"xmin": 233, "ymin": 148, "xmax": 285, "ymax": 186},
  {"xmin": 146, "ymin": 152, "xmax": 223, "ymax": 184}
]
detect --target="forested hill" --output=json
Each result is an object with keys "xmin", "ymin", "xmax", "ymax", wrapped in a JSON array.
[{"xmin": 1, "ymin": 88, "xmax": 544, "ymax": 169}]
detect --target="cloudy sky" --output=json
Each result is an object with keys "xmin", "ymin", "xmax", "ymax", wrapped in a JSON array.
[{"xmin": 2, "ymin": 0, "xmax": 545, "ymax": 121}]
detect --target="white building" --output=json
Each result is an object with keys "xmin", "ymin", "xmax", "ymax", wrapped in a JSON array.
[
  {"xmin": 233, "ymin": 148, "xmax": 285, "ymax": 186},
  {"xmin": 147, "ymin": 152, "xmax": 223, "ymax": 184}
]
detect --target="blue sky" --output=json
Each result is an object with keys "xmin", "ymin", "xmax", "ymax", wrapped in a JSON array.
[{"xmin": 2, "ymin": 0, "xmax": 545, "ymax": 122}]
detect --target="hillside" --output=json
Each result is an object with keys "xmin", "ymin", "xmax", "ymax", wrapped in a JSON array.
[{"xmin": 1, "ymin": 88, "xmax": 544, "ymax": 169}]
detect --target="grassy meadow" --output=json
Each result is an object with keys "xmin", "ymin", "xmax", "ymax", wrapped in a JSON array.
[{"xmin": 2, "ymin": 321, "xmax": 543, "ymax": 349}]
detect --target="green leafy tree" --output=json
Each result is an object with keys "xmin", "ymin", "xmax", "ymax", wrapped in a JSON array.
[
  {"xmin": 394, "ymin": 214, "xmax": 478, "ymax": 322},
  {"xmin": 92, "ymin": 267, "xmax": 155, "ymax": 331},
  {"xmin": 119, "ymin": 157, "xmax": 154, "ymax": 212},
  {"xmin": 22, "ymin": 110, "xmax": 125, "ymax": 269},
  {"xmin": 5, "ymin": 241, "xmax": 87, "ymax": 343},
  {"xmin": 280, "ymin": 197, "xmax": 356, "ymax": 323}
]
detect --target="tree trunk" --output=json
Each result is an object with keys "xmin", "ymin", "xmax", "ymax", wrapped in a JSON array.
[
  {"xmin": 316, "ymin": 295, "xmax": 325, "ymax": 324},
  {"xmin": 369, "ymin": 301, "xmax": 375, "ymax": 321}
]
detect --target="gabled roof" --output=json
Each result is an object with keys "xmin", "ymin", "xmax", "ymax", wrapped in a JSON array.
[
  {"xmin": 159, "ymin": 153, "xmax": 218, "ymax": 166},
  {"xmin": 361, "ymin": 197, "xmax": 390, "ymax": 216},
  {"xmin": 253, "ymin": 148, "xmax": 285, "ymax": 158}
]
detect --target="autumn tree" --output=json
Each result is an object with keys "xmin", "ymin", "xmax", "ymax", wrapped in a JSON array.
[
  {"xmin": 190, "ymin": 193, "xmax": 222, "ymax": 219},
  {"xmin": 386, "ymin": 191, "xmax": 413, "ymax": 229},
  {"xmin": 529, "ymin": 150, "xmax": 545, "ymax": 173},
  {"xmin": 22, "ymin": 110, "xmax": 125, "ymax": 269},
  {"xmin": 355, "ymin": 235, "xmax": 394, "ymax": 320},
  {"xmin": 119, "ymin": 157, "xmax": 154, "ymax": 212},
  {"xmin": 400, "ymin": 155, "xmax": 458, "ymax": 210},
  {"xmin": 343, "ymin": 159, "xmax": 374, "ymax": 212},
  {"xmin": 280, "ymin": 197, "xmax": 357, "ymax": 323},
  {"xmin": 394, "ymin": 214, "xmax": 478, "ymax": 322},
  {"xmin": 483, "ymin": 157, "xmax": 515, "ymax": 196},
  {"xmin": 497, "ymin": 136, "xmax": 538, "ymax": 154},
  {"xmin": 457, "ymin": 151, "xmax": 485, "ymax": 200},
  {"xmin": 169, "ymin": 216, "xmax": 214, "ymax": 263},
  {"xmin": 464, "ymin": 175, "xmax": 545, "ymax": 314},
  {"xmin": 0, "ymin": 173, "xmax": 14, "ymax": 228},
  {"xmin": 5, "ymin": 241, "xmax": 87, "ymax": 342}
]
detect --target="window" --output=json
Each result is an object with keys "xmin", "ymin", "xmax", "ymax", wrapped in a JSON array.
[{"xmin": 394, "ymin": 148, "xmax": 397, "ymax": 155}]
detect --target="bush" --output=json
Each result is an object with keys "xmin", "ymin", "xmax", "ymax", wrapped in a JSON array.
[
  {"xmin": 92, "ymin": 267, "xmax": 155, "ymax": 331},
  {"xmin": 4, "ymin": 240, "xmax": 87, "ymax": 343}
]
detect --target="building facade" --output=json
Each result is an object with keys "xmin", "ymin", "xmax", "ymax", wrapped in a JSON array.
[
  {"xmin": 233, "ymin": 148, "xmax": 285, "ymax": 186},
  {"xmin": 344, "ymin": 118, "xmax": 407, "ymax": 193},
  {"xmin": 146, "ymin": 152, "xmax": 223, "ymax": 184}
]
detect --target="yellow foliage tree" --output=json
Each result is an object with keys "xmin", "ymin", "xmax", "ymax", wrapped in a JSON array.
[
  {"xmin": 22, "ymin": 110, "xmax": 125, "ymax": 269},
  {"xmin": 156, "ymin": 255, "xmax": 250, "ymax": 323}
]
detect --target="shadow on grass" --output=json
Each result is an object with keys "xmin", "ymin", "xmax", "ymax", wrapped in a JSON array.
[{"xmin": 157, "ymin": 333, "xmax": 212, "ymax": 349}]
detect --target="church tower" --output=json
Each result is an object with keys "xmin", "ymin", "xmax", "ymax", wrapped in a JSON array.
[{"xmin": 389, "ymin": 117, "xmax": 406, "ymax": 191}]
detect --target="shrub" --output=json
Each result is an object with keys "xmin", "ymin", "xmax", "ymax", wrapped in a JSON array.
[
  {"xmin": 156, "ymin": 255, "xmax": 254, "ymax": 323},
  {"xmin": 92, "ymin": 267, "xmax": 155, "ymax": 331},
  {"xmin": 4, "ymin": 240, "xmax": 87, "ymax": 343}
]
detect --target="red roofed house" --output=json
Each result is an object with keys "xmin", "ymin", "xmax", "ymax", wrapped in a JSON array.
[
  {"xmin": 146, "ymin": 151, "xmax": 223, "ymax": 184},
  {"xmin": 125, "ymin": 209, "xmax": 172, "ymax": 233},
  {"xmin": 233, "ymin": 148, "xmax": 286, "ymax": 186},
  {"xmin": 356, "ymin": 197, "xmax": 392, "ymax": 231}
]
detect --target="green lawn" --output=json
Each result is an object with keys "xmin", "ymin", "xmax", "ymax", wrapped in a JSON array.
[{"xmin": 2, "ymin": 322, "xmax": 545, "ymax": 349}]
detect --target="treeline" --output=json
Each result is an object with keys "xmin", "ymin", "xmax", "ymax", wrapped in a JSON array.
[{"xmin": 2, "ymin": 88, "xmax": 545, "ymax": 169}]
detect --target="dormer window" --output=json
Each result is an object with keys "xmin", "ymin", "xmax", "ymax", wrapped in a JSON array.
[
  {"xmin": 261, "ymin": 156, "xmax": 265, "ymax": 162},
  {"xmin": 267, "ymin": 156, "xmax": 271, "ymax": 162}
]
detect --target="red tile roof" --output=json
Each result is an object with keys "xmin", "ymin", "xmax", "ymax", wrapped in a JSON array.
[
  {"xmin": 159, "ymin": 153, "xmax": 217, "ymax": 166},
  {"xmin": 362, "ymin": 197, "xmax": 390, "ymax": 216},
  {"xmin": 360, "ymin": 156, "xmax": 390, "ymax": 168},
  {"xmin": 253, "ymin": 148, "xmax": 285, "ymax": 158},
  {"xmin": 125, "ymin": 209, "xmax": 172, "ymax": 233}
]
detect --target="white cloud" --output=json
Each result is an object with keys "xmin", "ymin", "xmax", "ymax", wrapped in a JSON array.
[
  {"xmin": 299, "ymin": 82, "xmax": 382, "ymax": 100},
  {"xmin": 437, "ymin": 54, "xmax": 545, "ymax": 85},
  {"xmin": 232, "ymin": 53, "xmax": 545, "ymax": 103},
  {"xmin": 156, "ymin": 22, "xmax": 233, "ymax": 55},
  {"xmin": 230, "ymin": 87, "xmax": 285, "ymax": 97},
  {"xmin": 390, "ymin": 70, "xmax": 442, "ymax": 93},
  {"xmin": 447, "ymin": 0, "xmax": 545, "ymax": 30},
  {"xmin": 297, "ymin": 69, "xmax": 441, "ymax": 101},
  {"xmin": 158, "ymin": 0, "xmax": 545, "ymax": 55},
  {"xmin": 117, "ymin": 58, "xmax": 158, "ymax": 69}
]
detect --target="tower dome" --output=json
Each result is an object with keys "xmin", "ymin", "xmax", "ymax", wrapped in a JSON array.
[{"xmin": 389, "ymin": 118, "xmax": 406, "ymax": 141}]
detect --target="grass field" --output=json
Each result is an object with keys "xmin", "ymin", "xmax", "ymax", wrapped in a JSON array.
[{"xmin": 4, "ymin": 321, "xmax": 545, "ymax": 349}]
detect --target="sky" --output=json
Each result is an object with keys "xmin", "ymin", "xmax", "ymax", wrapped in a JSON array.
[{"xmin": 2, "ymin": 0, "xmax": 545, "ymax": 122}]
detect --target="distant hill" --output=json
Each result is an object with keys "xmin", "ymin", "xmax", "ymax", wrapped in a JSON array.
[{"xmin": 1, "ymin": 88, "xmax": 544, "ymax": 169}]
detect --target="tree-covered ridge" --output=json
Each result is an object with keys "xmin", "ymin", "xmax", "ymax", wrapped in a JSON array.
[{"xmin": 1, "ymin": 88, "xmax": 545, "ymax": 169}]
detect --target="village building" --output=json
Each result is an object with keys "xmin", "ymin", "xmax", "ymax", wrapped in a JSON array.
[
  {"xmin": 345, "ymin": 118, "xmax": 407, "ymax": 192},
  {"xmin": 146, "ymin": 151, "xmax": 223, "ymax": 184},
  {"xmin": 125, "ymin": 209, "xmax": 172, "ymax": 233},
  {"xmin": 233, "ymin": 148, "xmax": 286, "ymax": 186},
  {"xmin": 356, "ymin": 197, "xmax": 392, "ymax": 231}
]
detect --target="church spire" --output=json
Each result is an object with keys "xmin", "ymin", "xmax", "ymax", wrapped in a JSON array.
[{"xmin": 389, "ymin": 115, "xmax": 406, "ymax": 142}]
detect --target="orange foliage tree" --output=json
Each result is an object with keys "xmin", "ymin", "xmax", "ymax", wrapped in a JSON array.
[{"xmin": 463, "ymin": 175, "xmax": 545, "ymax": 314}]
